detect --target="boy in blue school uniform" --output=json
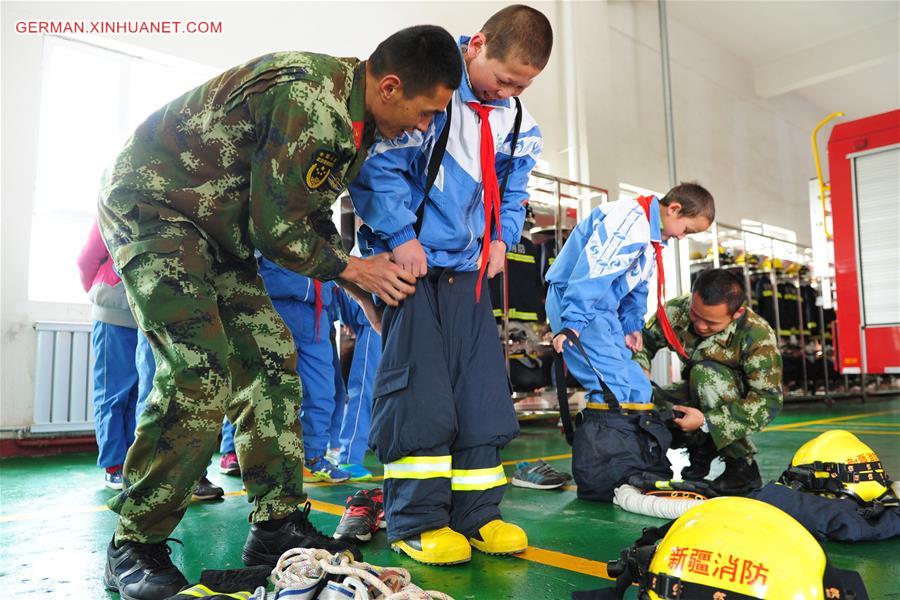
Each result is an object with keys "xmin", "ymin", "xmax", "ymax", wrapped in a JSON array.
[
  {"xmin": 332, "ymin": 287, "xmax": 383, "ymax": 481},
  {"xmin": 350, "ymin": 5, "xmax": 552, "ymax": 565},
  {"xmin": 546, "ymin": 183, "xmax": 714, "ymax": 502},
  {"xmin": 234, "ymin": 256, "xmax": 353, "ymax": 483}
]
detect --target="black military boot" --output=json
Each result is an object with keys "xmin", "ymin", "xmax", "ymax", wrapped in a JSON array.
[
  {"xmin": 242, "ymin": 502, "xmax": 362, "ymax": 567},
  {"xmin": 681, "ymin": 436, "xmax": 718, "ymax": 481},
  {"xmin": 711, "ymin": 456, "xmax": 763, "ymax": 496},
  {"xmin": 104, "ymin": 537, "xmax": 188, "ymax": 600}
]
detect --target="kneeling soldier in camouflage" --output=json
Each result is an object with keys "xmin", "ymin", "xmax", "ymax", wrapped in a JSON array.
[
  {"xmin": 99, "ymin": 25, "xmax": 461, "ymax": 600},
  {"xmin": 633, "ymin": 268, "xmax": 783, "ymax": 496}
]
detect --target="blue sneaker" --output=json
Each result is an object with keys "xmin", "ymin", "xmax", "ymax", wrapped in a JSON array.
[
  {"xmin": 340, "ymin": 464, "xmax": 373, "ymax": 482},
  {"xmin": 104, "ymin": 467, "xmax": 124, "ymax": 490},
  {"xmin": 304, "ymin": 456, "xmax": 350, "ymax": 483},
  {"xmin": 510, "ymin": 460, "xmax": 568, "ymax": 490}
]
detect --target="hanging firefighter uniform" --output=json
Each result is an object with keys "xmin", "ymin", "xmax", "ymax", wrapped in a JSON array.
[{"xmin": 489, "ymin": 235, "xmax": 545, "ymax": 324}]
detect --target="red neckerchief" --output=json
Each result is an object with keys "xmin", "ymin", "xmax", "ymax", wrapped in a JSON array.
[
  {"xmin": 313, "ymin": 280, "xmax": 323, "ymax": 341},
  {"xmin": 635, "ymin": 196, "xmax": 689, "ymax": 359},
  {"xmin": 467, "ymin": 102, "xmax": 499, "ymax": 302}
]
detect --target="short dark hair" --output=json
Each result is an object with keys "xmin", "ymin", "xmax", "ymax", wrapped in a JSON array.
[
  {"xmin": 661, "ymin": 182, "xmax": 715, "ymax": 222},
  {"xmin": 692, "ymin": 268, "xmax": 746, "ymax": 314},
  {"xmin": 481, "ymin": 5, "xmax": 553, "ymax": 70},
  {"xmin": 369, "ymin": 25, "xmax": 461, "ymax": 98}
]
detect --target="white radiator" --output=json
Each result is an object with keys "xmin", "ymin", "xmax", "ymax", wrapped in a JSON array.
[{"xmin": 32, "ymin": 321, "xmax": 95, "ymax": 434}]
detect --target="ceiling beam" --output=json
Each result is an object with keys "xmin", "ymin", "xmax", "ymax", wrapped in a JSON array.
[{"xmin": 754, "ymin": 20, "xmax": 899, "ymax": 98}]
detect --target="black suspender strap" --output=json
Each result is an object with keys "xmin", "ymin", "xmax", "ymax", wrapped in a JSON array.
[
  {"xmin": 555, "ymin": 327, "xmax": 622, "ymax": 446},
  {"xmin": 556, "ymin": 328, "xmax": 620, "ymax": 409},
  {"xmin": 499, "ymin": 97, "xmax": 523, "ymax": 201},
  {"xmin": 554, "ymin": 354, "xmax": 576, "ymax": 446},
  {"xmin": 415, "ymin": 101, "xmax": 453, "ymax": 235},
  {"xmin": 415, "ymin": 97, "xmax": 523, "ymax": 235}
]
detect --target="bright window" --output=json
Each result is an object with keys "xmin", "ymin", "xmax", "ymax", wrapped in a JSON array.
[
  {"xmin": 740, "ymin": 218, "xmax": 800, "ymax": 262},
  {"xmin": 28, "ymin": 36, "xmax": 217, "ymax": 304}
]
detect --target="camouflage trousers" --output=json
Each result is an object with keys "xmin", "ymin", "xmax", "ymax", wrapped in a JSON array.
[
  {"xmin": 653, "ymin": 360, "xmax": 756, "ymax": 459},
  {"xmin": 103, "ymin": 222, "xmax": 306, "ymax": 543}
]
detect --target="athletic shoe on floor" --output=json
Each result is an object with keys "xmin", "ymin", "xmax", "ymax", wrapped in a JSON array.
[
  {"xmin": 105, "ymin": 466, "xmax": 124, "ymax": 490},
  {"xmin": 192, "ymin": 476, "xmax": 225, "ymax": 501},
  {"xmin": 391, "ymin": 526, "xmax": 471, "ymax": 565},
  {"xmin": 104, "ymin": 537, "xmax": 188, "ymax": 600},
  {"xmin": 333, "ymin": 489, "xmax": 381, "ymax": 542},
  {"xmin": 340, "ymin": 463, "xmax": 373, "ymax": 482},
  {"xmin": 242, "ymin": 502, "xmax": 362, "ymax": 567},
  {"xmin": 219, "ymin": 452, "xmax": 240, "ymax": 476},
  {"xmin": 510, "ymin": 460, "xmax": 568, "ymax": 489},
  {"xmin": 367, "ymin": 487, "xmax": 386, "ymax": 529},
  {"xmin": 304, "ymin": 456, "xmax": 350, "ymax": 483}
]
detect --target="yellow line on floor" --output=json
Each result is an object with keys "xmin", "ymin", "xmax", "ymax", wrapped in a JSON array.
[
  {"xmin": 0, "ymin": 504, "xmax": 109, "ymax": 522},
  {"xmin": 501, "ymin": 453, "xmax": 572, "ymax": 466},
  {"xmin": 515, "ymin": 546, "xmax": 612, "ymax": 580},
  {"xmin": 765, "ymin": 409, "xmax": 899, "ymax": 431},
  {"xmin": 1, "ymin": 487, "xmax": 612, "ymax": 581},
  {"xmin": 767, "ymin": 428, "xmax": 900, "ymax": 436}
]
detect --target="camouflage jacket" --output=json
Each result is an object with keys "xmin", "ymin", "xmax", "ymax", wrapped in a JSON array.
[
  {"xmin": 99, "ymin": 52, "xmax": 373, "ymax": 281},
  {"xmin": 633, "ymin": 295, "xmax": 784, "ymax": 440}
]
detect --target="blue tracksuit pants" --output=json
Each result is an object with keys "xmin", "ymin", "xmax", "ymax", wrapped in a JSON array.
[
  {"xmin": 329, "ymin": 336, "xmax": 345, "ymax": 452},
  {"xmin": 220, "ymin": 417, "xmax": 236, "ymax": 454},
  {"xmin": 92, "ymin": 321, "xmax": 139, "ymax": 469},
  {"xmin": 134, "ymin": 329, "xmax": 155, "ymax": 420},
  {"xmin": 273, "ymin": 298, "xmax": 337, "ymax": 460},
  {"xmin": 371, "ymin": 269, "xmax": 519, "ymax": 542},
  {"xmin": 546, "ymin": 287, "xmax": 652, "ymax": 405},
  {"xmin": 338, "ymin": 324, "xmax": 382, "ymax": 465}
]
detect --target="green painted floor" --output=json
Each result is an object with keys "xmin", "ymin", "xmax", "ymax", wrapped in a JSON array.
[{"xmin": 2, "ymin": 398, "xmax": 898, "ymax": 599}]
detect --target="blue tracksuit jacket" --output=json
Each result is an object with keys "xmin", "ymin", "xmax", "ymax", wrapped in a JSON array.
[
  {"xmin": 545, "ymin": 197, "xmax": 664, "ymax": 405},
  {"xmin": 350, "ymin": 36, "xmax": 543, "ymax": 270}
]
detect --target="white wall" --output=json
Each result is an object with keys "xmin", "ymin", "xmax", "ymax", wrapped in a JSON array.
[
  {"xmin": 1, "ymin": 0, "xmax": 834, "ymax": 432},
  {"xmin": 582, "ymin": 1, "xmax": 828, "ymax": 234}
]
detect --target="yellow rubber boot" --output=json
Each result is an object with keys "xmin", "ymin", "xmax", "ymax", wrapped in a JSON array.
[
  {"xmin": 468, "ymin": 520, "xmax": 528, "ymax": 555},
  {"xmin": 391, "ymin": 526, "xmax": 472, "ymax": 565}
]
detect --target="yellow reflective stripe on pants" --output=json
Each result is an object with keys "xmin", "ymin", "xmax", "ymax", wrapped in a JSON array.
[
  {"xmin": 383, "ymin": 455, "xmax": 452, "ymax": 480},
  {"xmin": 507, "ymin": 252, "xmax": 536, "ymax": 264},
  {"xmin": 181, "ymin": 584, "xmax": 252, "ymax": 599},
  {"xmin": 492, "ymin": 308, "xmax": 538, "ymax": 321},
  {"xmin": 450, "ymin": 465, "xmax": 507, "ymax": 491}
]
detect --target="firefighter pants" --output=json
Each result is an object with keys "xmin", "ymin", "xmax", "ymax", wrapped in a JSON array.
[{"xmin": 370, "ymin": 269, "xmax": 519, "ymax": 542}]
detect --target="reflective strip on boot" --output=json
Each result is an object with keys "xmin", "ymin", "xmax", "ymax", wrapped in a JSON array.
[
  {"xmin": 450, "ymin": 465, "xmax": 507, "ymax": 491},
  {"xmin": 178, "ymin": 584, "xmax": 252, "ymax": 599},
  {"xmin": 383, "ymin": 455, "xmax": 452, "ymax": 480}
]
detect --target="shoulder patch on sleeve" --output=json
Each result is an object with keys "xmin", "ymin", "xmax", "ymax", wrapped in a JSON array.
[{"xmin": 305, "ymin": 149, "xmax": 339, "ymax": 190}]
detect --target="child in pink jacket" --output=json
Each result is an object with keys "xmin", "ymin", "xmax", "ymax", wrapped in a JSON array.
[{"xmin": 77, "ymin": 219, "xmax": 139, "ymax": 490}]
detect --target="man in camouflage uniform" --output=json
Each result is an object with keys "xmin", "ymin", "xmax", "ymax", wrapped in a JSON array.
[
  {"xmin": 633, "ymin": 268, "xmax": 783, "ymax": 496},
  {"xmin": 99, "ymin": 26, "xmax": 461, "ymax": 600}
]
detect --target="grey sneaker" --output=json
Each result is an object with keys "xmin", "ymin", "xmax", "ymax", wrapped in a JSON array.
[{"xmin": 511, "ymin": 460, "xmax": 569, "ymax": 490}]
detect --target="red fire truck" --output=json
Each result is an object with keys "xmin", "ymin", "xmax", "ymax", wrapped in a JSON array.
[{"xmin": 828, "ymin": 109, "xmax": 900, "ymax": 375}]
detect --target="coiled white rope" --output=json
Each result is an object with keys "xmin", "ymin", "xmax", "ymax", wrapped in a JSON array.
[
  {"xmin": 613, "ymin": 484, "xmax": 705, "ymax": 520},
  {"xmin": 270, "ymin": 547, "xmax": 455, "ymax": 600}
]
